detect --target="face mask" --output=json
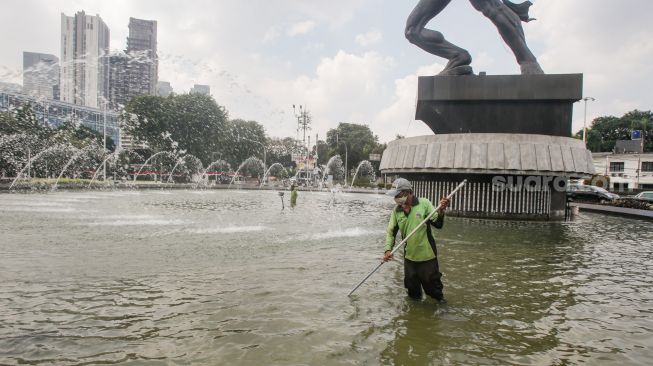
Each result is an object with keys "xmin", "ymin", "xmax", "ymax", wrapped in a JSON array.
[{"xmin": 394, "ymin": 196, "xmax": 408, "ymax": 205}]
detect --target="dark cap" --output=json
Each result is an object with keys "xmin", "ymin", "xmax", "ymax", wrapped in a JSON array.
[{"xmin": 385, "ymin": 178, "xmax": 412, "ymax": 197}]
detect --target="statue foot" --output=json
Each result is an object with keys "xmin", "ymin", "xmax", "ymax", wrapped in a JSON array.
[
  {"xmin": 520, "ymin": 61, "xmax": 544, "ymax": 75},
  {"xmin": 438, "ymin": 65, "xmax": 474, "ymax": 76}
]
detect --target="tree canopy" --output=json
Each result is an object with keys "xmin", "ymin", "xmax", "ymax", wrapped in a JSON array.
[
  {"xmin": 325, "ymin": 123, "xmax": 381, "ymax": 174},
  {"xmin": 221, "ymin": 119, "xmax": 267, "ymax": 168},
  {"xmin": 0, "ymin": 104, "xmax": 113, "ymax": 177},
  {"xmin": 268, "ymin": 136, "xmax": 301, "ymax": 168},
  {"xmin": 122, "ymin": 93, "xmax": 229, "ymax": 163},
  {"xmin": 576, "ymin": 109, "xmax": 652, "ymax": 152}
]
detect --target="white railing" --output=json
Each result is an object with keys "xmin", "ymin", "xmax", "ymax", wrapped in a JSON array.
[{"xmin": 411, "ymin": 179, "xmax": 551, "ymax": 216}]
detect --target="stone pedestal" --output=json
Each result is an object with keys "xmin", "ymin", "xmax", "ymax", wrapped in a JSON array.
[
  {"xmin": 381, "ymin": 74, "xmax": 594, "ymax": 220},
  {"xmin": 416, "ymin": 74, "xmax": 583, "ymax": 136}
]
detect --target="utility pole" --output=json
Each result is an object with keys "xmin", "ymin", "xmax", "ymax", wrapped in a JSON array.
[
  {"xmin": 293, "ymin": 104, "xmax": 311, "ymax": 149},
  {"xmin": 27, "ymin": 148, "xmax": 31, "ymax": 179},
  {"xmin": 293, "ymin": 105, "xmax": 311, "ymax": 185},
  {"xmin": 315, "ymin": 133, "xmax": 319, "ymax": 166},
  {"xmin": 582, "ymin": 97, "xmax": 596, "ymax": 146}
]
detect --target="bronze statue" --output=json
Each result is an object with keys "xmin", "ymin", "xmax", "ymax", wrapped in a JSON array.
[{"xmin": 406, "ymin": 0, "xmax": 544, "ymax": 75}]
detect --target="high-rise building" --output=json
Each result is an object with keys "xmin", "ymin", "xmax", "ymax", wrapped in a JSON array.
[
  {"xmin": 108, "ymin": 17, "xmax": 158, "ymax": 109},
  {"xmin": 0, "ymin": 82, "xmax": 22, "ymax": 94},
  {"xmin": 157, "ymin": 81, "xmax": 173, "ymax": 97},
  {"xmin": 23, "ymin": 52, "xmax": 59, "ymax": 100},
  {"xmin": 190, "ymin": 84, "xmax": 210, "ymax": 95},
  {"xmin": 108, "ymin": 53, "xmax": 130, "ymax": 108},
  {"xmin": 126, "ymin": 17, "xmax": 157, "ymax": 95},
  {"xmin": 60, "ymin": 11, "xmax": 110, "ymax": 108}
]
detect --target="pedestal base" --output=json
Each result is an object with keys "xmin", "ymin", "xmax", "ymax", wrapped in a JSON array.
[
  {"xmin": 416, "ymin": 74, "xmax": 583, "ymax": 136},
  {"xmin": 380, "ymin": 134, "xmax": 594, "ymax": 221},
  {"xmin": 404, "ymin": 173, "xmax": 567, "ymax": 221}
]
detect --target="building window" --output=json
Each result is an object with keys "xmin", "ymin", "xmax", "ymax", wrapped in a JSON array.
[
  {"xmin": 613, "ymin": 182, "xmax": 629, "ymax": 191},
  {"xmin": 610, "ymin": 162, "xmax": 624, "ymax": 172},
  {"xmin": 642, "ymin": 161, "xmax": 653, "ymax": 172}
]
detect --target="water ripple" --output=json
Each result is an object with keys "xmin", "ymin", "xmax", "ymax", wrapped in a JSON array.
[{"xmin": 0, "ymin": 191, "xmax": 651, "ymax": 365}]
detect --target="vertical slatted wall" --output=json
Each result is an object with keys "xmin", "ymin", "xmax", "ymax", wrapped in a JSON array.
[{"xmin": 410, "ymin": 180, "xmax": 551, "ymax": 216}]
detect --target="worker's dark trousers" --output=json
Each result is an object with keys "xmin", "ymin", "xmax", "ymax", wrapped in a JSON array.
[{"xmin": 404, "ymin": 258, "xmax": 444, "ymax": 300}]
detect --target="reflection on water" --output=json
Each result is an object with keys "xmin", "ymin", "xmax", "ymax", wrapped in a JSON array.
[{"xmin": 0, "ymin": 190, "xmax": 651, "ymax": 365}]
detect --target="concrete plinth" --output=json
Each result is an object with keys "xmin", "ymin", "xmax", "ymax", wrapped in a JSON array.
[{"xmin": 416, "ymin": 74, "xmax": 582, "ymax": 136}]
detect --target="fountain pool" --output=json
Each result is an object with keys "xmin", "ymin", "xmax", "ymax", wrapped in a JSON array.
[{"xmin": 0, "ymin": 189, "xmax": 651, "ymax": 365}]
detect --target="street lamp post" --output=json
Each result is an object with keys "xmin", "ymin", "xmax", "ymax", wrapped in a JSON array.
[
  {"xmin": 582, "ymin": 96, "xmax": 596, "ymax": 146},
  {"xmin": 99, "ymin": 98, "xmax": 108, "ymax": 181},
  {"xmin": 307, "ymin": 135, "xmax": 311, "ymax": 187}
]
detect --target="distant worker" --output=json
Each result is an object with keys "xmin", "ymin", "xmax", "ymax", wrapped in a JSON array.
[
  {"xmin": 384, "ymin": 178, "xmax": 450, "ymax": 302},
  {"xmin": 290, "ymin": 184, "xmax": 298, "ymax": 208}
]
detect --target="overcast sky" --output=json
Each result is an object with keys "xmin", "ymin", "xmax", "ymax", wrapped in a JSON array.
[{"xmin": 1, "ymin": 0, "xmax": 651, "ymax": 143}]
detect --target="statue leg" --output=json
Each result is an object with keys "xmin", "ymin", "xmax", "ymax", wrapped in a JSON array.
[
  {"xmin": 469, "ymin": 0, "xmax": 544, "ymax": 74},
  {"xmin": 405, "ymin": 0, "xmax": 473, "ymax": 75}
]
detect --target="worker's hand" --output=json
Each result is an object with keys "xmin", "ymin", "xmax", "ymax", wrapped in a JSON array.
[
  {"xmin": 438, "ymin": 197, "xmax": 450, "ymax": 212},
  {"xmin": 382, "ymin": 251, "xmax": 394, "ymax": 262}
]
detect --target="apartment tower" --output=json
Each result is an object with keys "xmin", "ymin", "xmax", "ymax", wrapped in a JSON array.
[{"xmin": 60, "ymin": 11, "xmax": 110, "ymax": 108}]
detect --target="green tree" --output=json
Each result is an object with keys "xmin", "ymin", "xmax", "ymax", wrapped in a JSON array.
[
  {"xmin": 0, "ymin": 105, "xmax": 50, "ymax": 138},
  {"xmin": 122, "ymin": 96, "xmax": 170, "ymax": 150},
  {"xmin": 1, "ymin": 106, "xmax": 52, "ymax": 176},
  {"xmin": 122, "ymin": 93, "xmax": 229, "ymax": 164},
  {"xmin": 221, "ymin": 119, "xmax": 267, "ymax": 168},
  {"xmin": 0, "ymin": 133, "xmax": 44, "ymax": 177},
  {"xmin": 268, "ymin": 137, "xmax": 300, "ymax": 167},
  {"xmin": 0, "ymin": 111, "xmax": 18, "ymax": 135},
  {"xmin": 326, "ymin": 122, "xmax": 380, "ymax": 176},
  {"xmin": 1, "ymin": 105, "xmax": 117, "ymax": 178},
  {"xmin": 51, "ymin": 120, "xmax": 115, "ymax": 151},
  {"xmin": 576, "ymin": 110, "xmax": 652, "ymax": 152},
  {"xmin": 167, "ymin": 94, "xmax": 229, "ymax": 163},
  {"xmin": 313, "ymin": 139, "xmax": 329, "ymax": 166},
  {"xmin": 238, "ymin": 156, "xmax": 266, "ymax": 178}
]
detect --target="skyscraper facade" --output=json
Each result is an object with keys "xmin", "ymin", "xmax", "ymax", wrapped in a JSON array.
[
  {"xmin": 23, "ymin": 52, "xmax": 59, "ymax": 99},
  {"xmin": 108, "ymin": 17, "xmax": 158, "ymax": 109},
  {"xmin": 60, "ymin": 11, "xmax": 110, "ymax": 108},
  {"xmin": 108, "ymin": 53, "xmax": 130, "ymax": 108},
  {"xmin": 126, "ymin": 17, "xmax": 158, "ymax": 96}
]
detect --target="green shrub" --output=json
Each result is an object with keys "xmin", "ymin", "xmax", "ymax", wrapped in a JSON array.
[{"xmin": 611, "ymin": 198, "xmax": 652, "ymax": 210}]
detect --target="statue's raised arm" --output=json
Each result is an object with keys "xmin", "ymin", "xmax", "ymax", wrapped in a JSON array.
[{"xmin": 405, "ymin": 0, "xmax": 544, "ymax": 75}]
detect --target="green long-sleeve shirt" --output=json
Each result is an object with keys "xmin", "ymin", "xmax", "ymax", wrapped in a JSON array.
[{"xmin": 385, "ymin": 197, "xmax": 444, "ymax": 262}]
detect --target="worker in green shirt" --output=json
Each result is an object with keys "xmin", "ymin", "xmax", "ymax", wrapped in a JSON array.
[
  {"xmin": 290, "ymin": 184, "xmax": 298, "ymax": 208},
  {"xmin": 383, "ymin": 178, "xmax": 449, "ymax": 302}
]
